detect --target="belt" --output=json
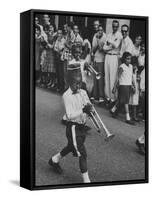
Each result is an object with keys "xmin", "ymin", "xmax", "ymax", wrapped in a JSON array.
[
  {"xmin": 67, "ymin": 121, "xmax": 86, "ymax": 129},
  {"xmin": 106, "ymin": 53, "xmax": 120, "ymax": 55}
]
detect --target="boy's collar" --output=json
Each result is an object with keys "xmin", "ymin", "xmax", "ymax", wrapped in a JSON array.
[{"xmin": 69, "ymin": 87, "xmax": 80, "ymax": 95}]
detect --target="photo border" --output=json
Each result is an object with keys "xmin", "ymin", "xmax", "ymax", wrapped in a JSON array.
[{"xmin": 21, "ymin": 9, "xmax": 149, "ymax": 190}]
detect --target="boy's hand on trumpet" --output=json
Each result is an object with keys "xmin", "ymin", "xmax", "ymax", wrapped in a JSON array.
[{"xmin": 83, "ymin": 103, "xmax": 94, "ymax": 116}]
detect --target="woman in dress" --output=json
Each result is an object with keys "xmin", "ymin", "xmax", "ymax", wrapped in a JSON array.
[
  {"xmin": 132, "ymin": 35, "xmax": 142, "ymax": 57},
  {"xmin": 46, "ymin": 24, "xmax": 57, "ymax": 88},
  {"xmin": 40, "ymin": 24, "xmax": 56, "ymax": 87}
]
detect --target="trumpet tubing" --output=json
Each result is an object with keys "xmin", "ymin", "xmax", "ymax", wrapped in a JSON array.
[
  {"xmin": 89, "ymin": 106, "xmax": 115, "ymax": 140},
  {"xmin": 88, "ymin": 65, "xmax": 101, "ymax": 80},
  {"xmin": 89, "ymin": 113, "xmax": 101, "ymax": 133}
]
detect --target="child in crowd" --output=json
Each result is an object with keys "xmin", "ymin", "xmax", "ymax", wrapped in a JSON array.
[
  {"xmin": 129, "ymin": 57, "xmax": 140, "ymax": 122},
  {"xmin": 110, "ymin": 52, "xmax": 135, "ymax": 125}
]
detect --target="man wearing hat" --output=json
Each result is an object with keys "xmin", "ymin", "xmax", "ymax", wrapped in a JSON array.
[{"xmin": 48, "ymin": 62, "xmax": 93, "ymax": 183}]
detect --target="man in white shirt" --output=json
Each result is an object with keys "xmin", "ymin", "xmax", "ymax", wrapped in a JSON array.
[
  {"xmin": 120, "ymin": 24, "xmax": 134, "ymax": 57},
  {"xmin": 48, "ymin": 63, "xmax": 93, "ymax": 183},
  {"xmin": 92, "ymin": 25, "xmax": 107, "ymax": 102},
  {"xmin": 103, "ymin": 20, "xmax": 122, "ymax": 103}
]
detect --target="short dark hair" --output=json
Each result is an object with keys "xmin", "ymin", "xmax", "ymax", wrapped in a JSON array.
[
  {"xmin": 121, "ymin": 24, "xmax": 129, "ymax": 30},
  {"xmin": 122, "ymin": 51, "xmax": 132, "ymax": 63},
  {"xmin": 94, "ymin": 20, "xmax": 100, "ymax": 23},
  {"xmin": 98, "ymin": 25, "xmax": 103, "ymax": 30},
  {"xmin": 57, "ymin": 29, "xmax": 62, "ymax": 33},
  {"xmin": 73, "ymin": 24, "xmax": 78, "ymax": 28},
  {"xmin": 134, "ymin": 35, "xmax": 142, "ymax": 40},
  {"xmin": 112, "ymin": 20, "xmax": 119, "ymax": 26},
  {"xmin": 68, "ymin": 21, "xmax": 74, "ymax": 29}
]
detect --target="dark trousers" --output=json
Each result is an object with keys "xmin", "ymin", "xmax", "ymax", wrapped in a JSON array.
[
  {"xmin": 55, "ymin": 54, "xmax": 65, "ymax": 92},
  {"xmin": 60, "ymin": 123, "xmax": 87, "ymax": 173}
]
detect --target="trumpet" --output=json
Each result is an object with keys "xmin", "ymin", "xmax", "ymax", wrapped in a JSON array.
[
  {"xmin": 88, "ymin": 106, "xmax": 115, "ymax": 141},
  {"xmin": 87, "ymin": 64, "xmax": 101, "ymax": 80}
]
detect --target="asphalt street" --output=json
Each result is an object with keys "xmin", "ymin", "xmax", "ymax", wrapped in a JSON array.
[{"xmin": 35, "ymin": 87, "xmax": 145, "ymax": 186}]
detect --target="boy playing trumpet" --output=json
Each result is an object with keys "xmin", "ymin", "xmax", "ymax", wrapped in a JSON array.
[{"xmin": 48, "ymin": 62, "xmax": 93, "ymax": 183}]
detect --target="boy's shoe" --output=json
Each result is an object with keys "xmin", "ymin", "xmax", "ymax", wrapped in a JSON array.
[
  {"xmin": 99, "ymin": 98, "xmax": 104, "ymax": 103},
  {"xmin": 108, "ymin": 101, "xmax": 116, "ymax": 110},
  {"xmin": 110, "ymin": 110, "xmax": 116, "ymax": 118},
  {"xmin": 132, "ymin": 117, "xmax": 140, "ymax": 122},
  {"xmin": 48, "ymin": 158, "xmax": 63, "ymax": 174},
  {"xmin": 125, "ymin": 120, "xmax": 135, "ymax": 125},
  {"xmin": 90, "ymin": 97, "xmax": 95, "ymax": 103},
  {"xmin": 47, "ymin": 80, "xmax": 53, "ymax": 87}
]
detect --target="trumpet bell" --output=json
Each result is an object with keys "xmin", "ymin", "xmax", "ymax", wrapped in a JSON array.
[
  {"xmin": 87, "ymin": 65, "xmax": 101, "ymax": 80},
  {"xmin": 104, "ymin": 134, "xmax": 115, "ymax": 142},
  {"xmin": 89, "ymin": 106, "xmax": 115, "ymax": 142},
  {"xmin": 96, "ymin": 72, "xmax": 101, "ymax": 80}
]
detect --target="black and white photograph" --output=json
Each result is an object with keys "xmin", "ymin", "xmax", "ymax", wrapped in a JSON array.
[
  {"xmin": 21, "ymin": 10, "xmax": 148, "ymax": 189},
  {"xmin": 1, "ymin": 0, "xmax": 152, "ymax": 197}
]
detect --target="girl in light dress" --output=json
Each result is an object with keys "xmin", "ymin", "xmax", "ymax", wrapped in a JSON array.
[
  {"xmin": 111, "ymin": 52, "xmax": 135, "ymax": 125},
  {"xmin": 46, "ymin": 25, "xmax": 57, "ymax": 88}
]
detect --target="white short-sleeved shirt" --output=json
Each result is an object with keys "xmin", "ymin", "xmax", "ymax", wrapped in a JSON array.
[
  {"xmin": 63, "ymin": 88, "xmax": 90, "ymax": 124},
  {"xmin": 120, "ymin": 36, "xmax": 134, "ymax": 57},
  {"xmin": 103, "ymin": 31, "xmax": 122, "ymax": 54},
  {"xmin": 119, "ymin": 63, "xmax": 133, "ymax": 86}
]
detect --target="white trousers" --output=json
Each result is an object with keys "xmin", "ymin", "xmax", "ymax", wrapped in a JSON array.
[{"xmin": 104, "ymin": 54, "xmax": 119, "ymax": 100}]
